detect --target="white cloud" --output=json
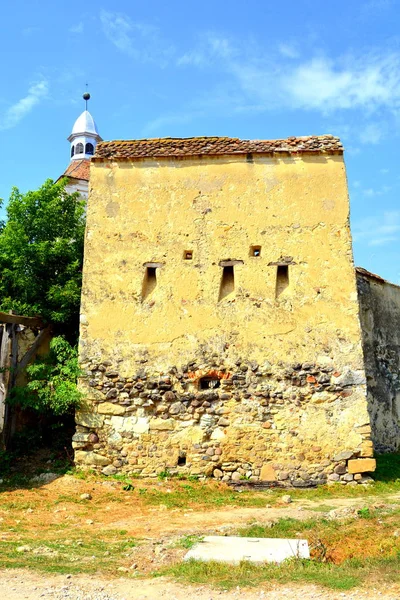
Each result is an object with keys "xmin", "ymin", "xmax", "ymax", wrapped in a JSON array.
[
  {"xmin": 359, "ymin": 123, "xmax": 385, "ymax": 144},
  {"xmin": 353, "ymin": 210, "xmax": 400, "ymax": 246},
  {"xmin": 177, "ymin": 33, "xmax": 235, "ymax": 67},
  {"xmin": 278, "ymin": 43, "xmax": 299, "ymax": 59},
  {"xmin": 100, "ymin": 10, "xmax": 174, "ymax": 65},
  {"xmin": 0, "ymin": 80, "xmax": 48, "ymax": 131},
  {"xmin": 362, "ymin": 185, "xmax": 391, "ymax": 197},
  {"xmin": 175, "ymin": 36, "xmax": 400, "ymax": 133},
  {"xmin": 70, "ymin": 22, "xmax": 84, "ymax": 34}
]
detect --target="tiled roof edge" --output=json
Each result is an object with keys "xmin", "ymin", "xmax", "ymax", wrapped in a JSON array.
[
  {"xmin": 93, "ymin": 135, "xmax": 343, "ymax": 161},
  {"xmin": 356, "ymin": 266, "xmax": 400, "ymax": 288}
]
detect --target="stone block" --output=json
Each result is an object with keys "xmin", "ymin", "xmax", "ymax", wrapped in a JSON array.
[
  {"xmin": 210, "ymin": 428, "xmax": 226, "ymax": 440},
  {"xmin": 149, "ymin": 418, "xmax": 176, "ymax": 431},
  {"xmin": 102, "ymin": 465, "xmax": 118, "ymax": 476},
  {"xmin": 184, "ymin": 536, "xmax": 310, "ymax": 564},
  {"xmin": 260, "ymin": 463, "xmax": 277, "ymax": 481},
  {"xmin": 333, "ymin": 450, "xmax": 353, "ymax": 462},
  {"xmin": 97, "ymin": 403, "xmax": 126, "ymax": 415},
  {"xmin": 333, "ymin": 368, "xmax": 366, "ymax": 387},
  {"xmin": 347, "ymin": 458, "xmax": 376, "ymax": 474},
  {"xmin": 75, "ymin": 412, "xmax": 104, "ymax": 428},
  {"xmin": 72, "ymin": 432, "xmax": 92, "ymax": 442},
  {"xmin": 74, "ymin": 451, "xmax": 111, "ymax": 467}
]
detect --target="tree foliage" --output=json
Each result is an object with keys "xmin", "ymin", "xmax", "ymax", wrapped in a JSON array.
[
  {"xmin": 10, "ymin": 336, "xmax": 82, "ymax": 415},
  {"xmin": 0, "ymin": 179, "xmax": 85, "ymax": 339}
]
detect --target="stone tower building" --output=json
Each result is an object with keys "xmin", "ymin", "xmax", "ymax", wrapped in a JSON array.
[{"xmin": 73, "ymin": 135, "xmax": 383, "ymax": 484}]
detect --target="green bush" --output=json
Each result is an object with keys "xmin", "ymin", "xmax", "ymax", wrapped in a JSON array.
[{"xmin": 10, "ymin": 336, "xmax": 82, "ymax": 416}]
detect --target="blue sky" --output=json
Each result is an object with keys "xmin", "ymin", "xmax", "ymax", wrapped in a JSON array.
[{"xmin": 1, "ymin": 0, "xmax": 400, "ymax": 281}]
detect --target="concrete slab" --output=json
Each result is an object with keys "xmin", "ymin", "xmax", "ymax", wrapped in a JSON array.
[{"xmin": 184, "ymin": 536, "xmax": 309, "ymax": 565}]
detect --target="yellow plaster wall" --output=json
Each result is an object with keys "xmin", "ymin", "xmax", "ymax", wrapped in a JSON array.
[{"xmin": 80, "ymin": 154, "xmax": 364, "ymax": 373}]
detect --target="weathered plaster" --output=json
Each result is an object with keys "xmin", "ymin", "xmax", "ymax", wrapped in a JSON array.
[
  {"xmin": 357, "ymin": 270, "xmax": 400, "ymax": 452},
  {"xmin": 75, "ymin": 151, "xmax": 375, "ymax": 483}
]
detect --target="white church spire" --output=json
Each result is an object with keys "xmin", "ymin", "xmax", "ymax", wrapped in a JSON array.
[{"xmin": 67, "ymin": 92, "xmax": 102, "ymax": 161}]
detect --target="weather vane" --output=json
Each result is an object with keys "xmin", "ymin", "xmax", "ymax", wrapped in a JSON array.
[{"xmin": 83, "ymin": 83, "xmax": 90, "ymax": 110}]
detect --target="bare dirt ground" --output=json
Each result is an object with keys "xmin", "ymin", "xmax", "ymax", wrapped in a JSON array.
[
  {"xmin": 1, "ymin": 569, "xmax": 400, "ymax": 600},
  {"xmin": 3, "ymin": 474, "xmax": 399, "ymax": 538},
  {"xmin": 1, "ymin": 474, "xmax": 400, "ymax": 599}
]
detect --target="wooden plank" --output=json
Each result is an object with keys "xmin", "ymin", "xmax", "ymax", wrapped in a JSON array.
[
  {"xmin": 16, "ymin": 326, "xmax": 51, "ymax": 373},
  {"xmin": 0, "ymin": 311, "xmax": 44, "ymax": 328}
]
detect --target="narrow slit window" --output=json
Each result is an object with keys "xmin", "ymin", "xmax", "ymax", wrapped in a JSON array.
[
  {"xmin": 250, "ymin": 245, "xmax": 261, "ymax": 257},
  {"xmin": 219, "ymin": 265, "xmax": 235, "ymax": 301},
  {"xmin": 184, "ymin": 250, "xmax": 193, "ymax": 260},
  {"xmin": 275, "ymin": 265, "xmax": 289, "ymax": 298},
  {"xmin": 142, "ymin": 266, "xmax": 157, "ymax": 300}
]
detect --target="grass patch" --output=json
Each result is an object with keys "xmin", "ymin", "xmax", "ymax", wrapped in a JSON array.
[
  {"xmin": 237, "ymin": 517, "xmax": 338, "ymax": 539},
  {"xmin": 0, "ymin": 535, "xmax": 137, "ymax": 575},
  {"xmin": 159, "ymin": 554, "xmax": 400, "ymax": 590},
  {"xmin": 174, "ymin": 535, "xmax": 204, "ymax": 550},
  {"xmin": 158, "ymin": 558, "xmax": 361, "ymax": 590},
  {"xmin": 141, "ymin": 482, "xmax": 271, "ymax": 509}
]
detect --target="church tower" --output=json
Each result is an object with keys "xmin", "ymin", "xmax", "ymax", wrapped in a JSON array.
[
  {"xmin": 60, "ymin": 92, "xmax": 102, "ymax": 199},
  {"xmin": 68, "ymin": 92, "xmax": 102, "ymax": 161}
]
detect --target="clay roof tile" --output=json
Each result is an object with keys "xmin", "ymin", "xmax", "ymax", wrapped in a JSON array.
[
  {"xmin": 61, "ymin": 159, "xmax": 91, "ymax": 181},
  {"xmin": 93, "ymin": 135, "xmax": 343, "ymax": 161}
]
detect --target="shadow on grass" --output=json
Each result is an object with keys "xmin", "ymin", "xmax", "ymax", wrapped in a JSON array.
[
  {"xmin": 374, "ymin": 453, "xmax": 400, "ymax": 483},
  {"xmin": 0, "ymin": 422, "xmax": 74, "ymax": 490}
]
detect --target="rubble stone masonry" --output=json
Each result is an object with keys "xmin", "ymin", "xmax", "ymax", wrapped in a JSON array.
[{"xmin": 75, "ymin": 138, "xmax": 377, "ymax": 484}]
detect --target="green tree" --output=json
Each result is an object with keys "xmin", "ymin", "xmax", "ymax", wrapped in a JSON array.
[{"xmin": 0, "ymin": 179, "xmax": 85, "ymax": 340}]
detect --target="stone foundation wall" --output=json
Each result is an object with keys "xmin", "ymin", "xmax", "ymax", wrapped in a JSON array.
[{"xmin": 75, "ymin": 350, "xmax": 375, "ymax": 485}]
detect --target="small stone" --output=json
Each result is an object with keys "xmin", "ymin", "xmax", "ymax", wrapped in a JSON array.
[
  {"xmin": 281, "ymin": 495, "xmax": 292, "ymax": 504},
  {"xmin": 260, "ymin": 464, "xmax": 276, "ymax": 481},
  {"xmin": 359, "ymin": 475, "xmax": 374, "ymax": 485},
  {"xmin": 231, "ymin": 472, "xmax": 242, "ymax": 481},
  {"xmin": 102, "ymin": 465, "xmax": 118, "ymax": 476},
  {"xmin": 334, "ymin": 464, "xmax": 347, "ymax": 475},
  {"xmin": 169, "ymin": 402, "xmax": 184, "ymax": 415},
  {"xmin": 106, "ymin": 388, "xmax": 118, "ymax": 400},
  {"xmin": 213, "ymin": 469, "xmax": 223, "ymax": 478},
  {"xmin": 333, "ymin": 450, "xmax": 354, "ymax": 462},
  {"xmin": 86, "ymin": 519, "xmax": 94, "ymax": 525},
  {"xmin": 80, "ymin": 493, "xmax": 92, "ymax": 500},
  {"xmin": 328, "ymin": 473, "xmax": 340, "ymax": 481},
  {"xmin": 218, "ymin": 417, "xmax": 230, "ymax": 427},
  {"xmin": 117, "ymin": 567, "xmax": 129, "ymax": 573},
  {"xmin": 17, "ymin": 545, "xmax": 32, "ymax": 553}
]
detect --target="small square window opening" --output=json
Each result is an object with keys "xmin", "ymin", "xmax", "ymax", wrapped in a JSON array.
[
  {"xmin": 184, "ymin": 250, "xmax": 193, "ymax": 260},
  {"xmin": 199, "ymin": 377, "xmax": 221, "ymax": 390},
  {"xmin": 250, "ymin": 245, "xmax": 262, "ymax": 257}
]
